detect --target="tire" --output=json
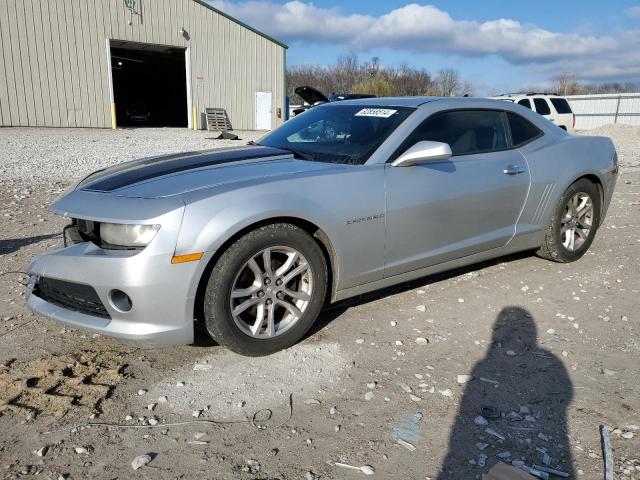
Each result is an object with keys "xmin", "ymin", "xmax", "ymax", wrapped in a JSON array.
[
  {"xmin": 203, "ymin": 223, "xmax": 327, "ymax": 356},
  {"xmin": 537, "ymin": 179, "xmax": 601, "ymax": 263}
]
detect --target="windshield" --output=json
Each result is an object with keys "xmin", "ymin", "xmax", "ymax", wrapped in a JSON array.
[{"xmin": 258, "ymin": 104, "xmax": 415, "ymax": 165}]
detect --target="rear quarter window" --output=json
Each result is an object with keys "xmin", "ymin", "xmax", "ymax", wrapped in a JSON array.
[
  {"xmin": 533, "ymin": 98, "xmax": 551, "ymax": 115},
  {"xmin": 517, "ymin": 99, "xmax": 532, "ymax": 109},
  {"xmin": 550, "ymin": 98, "xmax": 573, "ymax": 114},
  {"xmin": 507, "ymin": 112, "xmax": 543, "ymax": 147}
]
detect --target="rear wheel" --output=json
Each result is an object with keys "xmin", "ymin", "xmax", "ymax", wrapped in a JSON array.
[
  {"xmin": 203, "ymin": 223, "xmax": 327, "ymax": 356},
  {"xmin": 537, "ymin": 179, "xmax": 601, "ymax": 262}
]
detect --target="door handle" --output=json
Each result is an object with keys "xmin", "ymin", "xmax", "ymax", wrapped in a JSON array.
[{"xmin": 503, "ymin": 165, "xmax": 525, "ymax": 175}]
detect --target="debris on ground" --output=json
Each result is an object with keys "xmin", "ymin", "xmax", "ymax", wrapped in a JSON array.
[
  {"xmin": 74, "ymin": 446, "xmax": 92, "ymax": 455},
  {"xmin": 326, "ymin": 459, "xmax": 375, "ymax": 475},
  {"xmin": 391, "ymin": 412, "xmax": 423, "ymax": 451},
  {"xmin": 241, "ymin": 459, "xmax": 261, "ymax": 474},
  {"xmin": 601, "ymin": 425, "xmax": 614, "ymax": 480},
  {"xmin": 532, "ymin": 464, "xmax": 570, "ymax": 478},
  {"xmin": 485, "ymin": 427, "xmax": 505, "ymax": 441},
  {"xmin": 131, "ymin": 453, "xmax": 153, "ymax": 470},
  {"xmin": 396, "ymin": 438, "xmax": 417, "ymax": 451},
  {"xmin": 457, "ymin": 374, "xmax": 474, "ymax": 385},
  {"xmin": 474, "ymin": 415, "xmax": 489, "ymax": 426},
  {"xmin": 482, "ymin": 461, "xmax": 536, "ymax": 479},
  {"xmin": 34, "ymin": 446, "xmax": 48, "ymax": 457}
]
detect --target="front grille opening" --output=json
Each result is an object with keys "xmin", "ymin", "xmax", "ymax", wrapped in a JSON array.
[{"xmin": 33, "ymin": 277, "xmax": 111, "ymax": 319}]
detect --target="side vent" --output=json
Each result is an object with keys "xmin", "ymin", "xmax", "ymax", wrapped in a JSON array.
[{"xmin": 532, "ymin": 183, "xmax": 556, "ymax": 224}]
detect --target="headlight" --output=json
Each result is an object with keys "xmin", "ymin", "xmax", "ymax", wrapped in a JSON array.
[{"xmin": 100, "ymin": 223, "xmax": 160, "ymax": 248}]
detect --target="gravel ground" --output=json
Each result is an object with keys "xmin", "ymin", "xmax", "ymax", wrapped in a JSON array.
[
  {"xmin": 582, "ymin": 124, "xmax": 640, "ymax": 169},
  {"xmin": 0, "ymin": 127, "xmax": 263, "ymax": 185},
  {"xmin": 0, "ymin": 125, "xmax": 639, "ymax": 479}
]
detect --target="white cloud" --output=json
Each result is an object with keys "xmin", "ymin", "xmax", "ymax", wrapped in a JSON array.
[
  {"xmin": 626, "ymin": 6, "xmax": 640, "ymax": 18},
  {"xmin": 208, "ymin": 1, "xmax": 640, "ymax": 80}
]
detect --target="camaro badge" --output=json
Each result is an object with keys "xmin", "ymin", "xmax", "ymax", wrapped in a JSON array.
[{"xmin": 346, "ymin": 213, "xmax": 385, "ymax": 225}]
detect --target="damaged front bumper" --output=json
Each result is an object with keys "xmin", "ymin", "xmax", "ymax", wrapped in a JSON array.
[{"xmin": 25, "ymin": 190, "xmax": 209, "ymax": 347}]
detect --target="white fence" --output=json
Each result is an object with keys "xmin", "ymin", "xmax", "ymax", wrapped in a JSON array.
[{"xmin": 566, "ymin": 93, "xmax": 640, "ymax": 130}]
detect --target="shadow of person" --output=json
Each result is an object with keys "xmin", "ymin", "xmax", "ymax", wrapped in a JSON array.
[{"xmin": 438, "ymin": 306, "xmax": 574, "ymax": 479}]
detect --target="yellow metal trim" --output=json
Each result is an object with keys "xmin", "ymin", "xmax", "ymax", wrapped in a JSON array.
[
  {"xmin": 111, "ymin": 103, "xmax": 117, "ymax": 129},
  {"xmin": 171, "ymin": 252, "xmax": 204, "ymax": 264},
  {"xmin": 193, "ymin": 106, "xmax": 198, "ymax": 130}
]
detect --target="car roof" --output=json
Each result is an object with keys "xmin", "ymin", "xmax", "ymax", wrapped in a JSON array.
[
  {"xmin": 336, "ymin": 96, "xmax": 441, "ymax": 107},
  {"xmin": 492, "ymin": 93, "xmax": 563, "ymax": 99},
  {"xmin": 336, "ymin": 96, "xmax": 528, "ymax": 109}
]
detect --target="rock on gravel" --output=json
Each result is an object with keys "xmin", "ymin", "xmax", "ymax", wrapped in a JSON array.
[{"xmin": 131, "ymin": 454, "xmax": 152, "ymax": 470}]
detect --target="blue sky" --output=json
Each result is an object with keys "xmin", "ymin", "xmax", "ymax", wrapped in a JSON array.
[{"xmin": 209, "ymin": 1, "xmax": 640, "ymax": 94}]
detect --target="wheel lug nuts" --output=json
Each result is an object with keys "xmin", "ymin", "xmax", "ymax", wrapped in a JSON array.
[
  {"xmin": 276, "ymin": 279, "xmax": 282, "ymax": 286},
  {"xmin": 264, "ymin": 278, "xmax": 271, "ymax": 285},
  {"xmin": 266, "ymin": 299, "xmax": 273, "ymax": 305},
  {"xmin": 258, "ymin": 291, "xmax": 265, "ymax": 298},
  {"xmin": 277, "ymin": 292, "xmax": 284, "ymax": 299}
]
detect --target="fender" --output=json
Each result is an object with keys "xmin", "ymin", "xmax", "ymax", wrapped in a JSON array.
[{"xmin": 177, "ymin": 165, "xmax": 388, "ymax": 293}]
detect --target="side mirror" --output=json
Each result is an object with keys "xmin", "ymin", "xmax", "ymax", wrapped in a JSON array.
[{"xmin": 391, "ymin": 141, "xmax": 452, "ymax": 167}]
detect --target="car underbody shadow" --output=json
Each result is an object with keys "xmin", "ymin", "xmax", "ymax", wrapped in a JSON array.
[
  {"xmin": 305, "ymin": 249, "xmax": 537, "ymax": 340},
  {"xmin": 191, "ymin": 249, "xmax": 538, "ymax": 349},
  {"xmin": 191, "ymin": 319, "xmax": 218, "ymax": 347}
]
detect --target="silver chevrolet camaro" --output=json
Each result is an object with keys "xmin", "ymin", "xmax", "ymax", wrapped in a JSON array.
[{"xmin": 26, "ymin": 97, "xmax": 618, "ymax": 355}]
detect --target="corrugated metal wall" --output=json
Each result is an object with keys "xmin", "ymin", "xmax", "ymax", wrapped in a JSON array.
[
  {"xmin": 567, "ymin": 93, "xmax": 640, "ymax": 130},
  {"xmin": 0, "ymin": 0, "xmax": 286, "ymax": 130}
]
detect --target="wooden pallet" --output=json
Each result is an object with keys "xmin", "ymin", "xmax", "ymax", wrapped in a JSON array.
[{"xmin": 205, "ymin": 108, "xmax": 233, "ymax": 131}]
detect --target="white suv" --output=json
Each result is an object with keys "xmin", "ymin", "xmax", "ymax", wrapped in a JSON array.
[{"xmin": 493, "ymin": 93, "xmax": 575, "ymax": 131}]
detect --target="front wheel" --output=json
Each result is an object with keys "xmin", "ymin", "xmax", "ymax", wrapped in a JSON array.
[
  {"xmin": 203, "ymin": 223, "xmax": 327, "ymax": 356},
  {"xmin": 537, "ymin": 179, "xmax": 601, "ymax": 262}
]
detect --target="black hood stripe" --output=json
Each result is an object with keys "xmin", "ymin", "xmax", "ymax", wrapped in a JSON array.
[{"xmin": 80, "ymin": 146, "xmax": 290, "ymax": 192}]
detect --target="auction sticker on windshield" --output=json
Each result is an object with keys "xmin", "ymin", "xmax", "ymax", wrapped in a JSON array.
[{"xmin": 355, "ymin": 108, "xmax": 398, "ymax": 118}]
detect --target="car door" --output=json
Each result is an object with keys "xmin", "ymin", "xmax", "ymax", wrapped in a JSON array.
[{"xmin": 384, "ymin": 109, "xmax": 531, "ymax": 277}]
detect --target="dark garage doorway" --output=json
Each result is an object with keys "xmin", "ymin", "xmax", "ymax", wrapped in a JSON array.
[{"xmin": 110, "ymin": 41, "xmax": 188, "ymax": 127}]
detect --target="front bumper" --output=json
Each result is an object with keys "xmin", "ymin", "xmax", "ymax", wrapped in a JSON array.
[{"xmin": 26, "ymin": 241, "xmax": 213, "ymax": 346}]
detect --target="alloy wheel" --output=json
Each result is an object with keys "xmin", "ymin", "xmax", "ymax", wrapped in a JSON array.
[
  {"xmin": 229, "ymin": 246, "xmax": 313, "ymax": 338},
  {"xmin": 560, "ymin": 192, "xmax": 593, "ymax": 251}
]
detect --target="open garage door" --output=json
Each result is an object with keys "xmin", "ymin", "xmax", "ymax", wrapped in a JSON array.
[{"xmin": 110, "ymin": 41, "xmax": 188, "ymax": 128}]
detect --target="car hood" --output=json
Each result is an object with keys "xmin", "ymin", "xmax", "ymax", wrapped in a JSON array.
[
  {"xmin": 294, "ymin": 86, "xmax": 329, "ymax": 105},
  {"xmin": 75, "ymin": 145, "xmax": 342, "ymax": 198}
]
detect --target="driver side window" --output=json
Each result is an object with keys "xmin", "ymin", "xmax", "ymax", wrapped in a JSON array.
[{"xmin": 399, "ymin": 110, "xmax": 510, "ymax": 157}]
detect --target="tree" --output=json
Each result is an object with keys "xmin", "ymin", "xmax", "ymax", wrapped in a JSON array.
[
  {"xmin": 552, "ymin": 72, "xmax": 581, "ymax": 95},
  {"xmin": 434, "ymin": 69, "xmax": 461, "ymax": 96},
  {"xmin": 333, "ymin": 52, "xmax": 362, "ymax": 94},
  {"xmin": 387, "ymin": 63, "xmax": 433, "ymax": 96},
  {"xmin": 286, "ymin": 55, "xmax": 475, "ymax": 103},
  {"xmin": 352, "ymin": 76, "xmax": 393, "ymax": 97},
  {"xmin": 459, "ymin": 80, "xmax": 475, "ymax": 97}
]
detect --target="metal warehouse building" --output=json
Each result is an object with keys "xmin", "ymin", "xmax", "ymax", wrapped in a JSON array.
[{"xmin": 0, "ymin": 0, "xmax": 287, "ymax": 130}]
